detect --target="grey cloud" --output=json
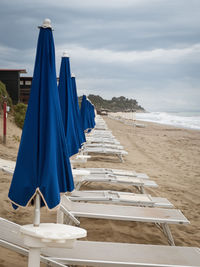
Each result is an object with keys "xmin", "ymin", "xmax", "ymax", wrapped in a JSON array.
[
  {"xmin": 0, "ymin": 0, "xmax": 200, "ymax": 111},
  {"xmin": 1, "ymin": 0, "xmax": 200, "ymax": 51}
]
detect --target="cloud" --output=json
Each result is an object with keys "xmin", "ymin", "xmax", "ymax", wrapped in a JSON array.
[
  {"xmin": 0, "ymin": 0, "xmax": 200, "ymax": 111},
  {"xmin": 59, "ymin": 43, "xmax": 200, "ymax": 65},
  {"xmin": 0, "ymin": 44, "xmax": 35, "ymax": 73}
]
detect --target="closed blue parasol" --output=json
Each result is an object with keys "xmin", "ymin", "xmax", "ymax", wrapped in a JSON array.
[
  {"xmin": 80, "ymin": 95, "xmax": 96, "ymax": 132},
  {"xmin": 87, "ymin": 99, "xmax": 96, "ymax": 130},
  {"xmin": 8, "ymin": 19, "xmax": 74, "ymax": 210},
  {"xmin": 71, "ymin": 73, "xmax": 86, "ymax": 145},
  {"xmin": 80, "ymin": 95, "xmax": 90, "ymax": 132},
  {"xmin": 58, "ymin": 53, "xmax": 81, "ymax": 156}
]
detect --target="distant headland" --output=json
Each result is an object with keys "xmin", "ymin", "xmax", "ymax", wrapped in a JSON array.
[{"xmin": 79, "ymin": 94, "xmax": 145, "ymax": 113}]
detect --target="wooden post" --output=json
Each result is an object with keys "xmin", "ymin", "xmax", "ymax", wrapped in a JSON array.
[{"xmin": 3, "ymin": 102, "xmax": 7, "ymax": 144}]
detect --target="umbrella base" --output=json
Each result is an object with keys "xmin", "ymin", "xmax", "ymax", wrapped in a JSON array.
[
  {"xmin": 20, "ymin": 223, "xmax": 86, "ymax": 248},
  {"xmin": 20, "ymin": 223, "xmax": 87, "ymax": 267}
]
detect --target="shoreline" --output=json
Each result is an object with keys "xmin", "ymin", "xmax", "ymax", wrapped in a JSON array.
[
  {"xmin": 108, "ymin": 111, "xmax": 200, "ymax": 131},
  {"xmin": 136, "ymin": 119, "xmax": 200, "ymax": 132}
]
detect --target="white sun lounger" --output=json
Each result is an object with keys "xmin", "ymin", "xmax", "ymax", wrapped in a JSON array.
[
  {"xmin": 70, "ymin": 155, "xmax": 91, "ymax": 164},
  {"xmin": 83, "ymin": 143, "xmax": 124, "ymax": 150},
  {"xmin": 0, "ymin": 158, "xmax": 155, "ymax": 194},
  {"xmin": 87, "ymin": 131, "xmax": 114, "ymax": 139},
  {"xmin": 81, "ymin": 147, "xmax": 128, "ymax": 162},
  {"xmin": 73, "ymin": 167, "xmax": 149, "ymax": 179},
  {"xmin": 79, "ymin": 167, "xmax": 149, "ymax": 178},
  {"xmin": 88, "ymin": 129, "xmax": 113, "ymax": 135},
  {"xmin": 69, "ymin": 190, "xmax": 174, "ymax": 208},
  {"xmin": 94, "ymin": 120, "xmax": 108, "ymax": 129},
  {"xmin": 89, "ymin": 129, "xmax": 112, "ymax": 134},
  {"xmin": 87, "ymin": 134, "xmax": 115, "ymax": 140},
  {"xmin": 58, "ymin": 196, "xmax": 189, "ymax": 245},
  {"xmin": 0, "ymin": 159, "xmax": 90, "ymax": 181},
  {"xmin": 94, "ymin": 124, "xmax": 108, "ymax": 130},
  {"xmin": 74, "ymin": 175, "xmax": 158, "ymax": 193},
  {"xmin": 1, "ymin": 218, "xmax": 200, "ymax": 267},
  {"xmin": 0, "ymin": 158, "xmax": 15, "ymax": 174},
  {"xmin": 0, "ymin": 157, "xmax": 92, "ymax": 176},
  {"xmin": 86, "ymin": 137, "xmax": 120, "ymax": 145}
]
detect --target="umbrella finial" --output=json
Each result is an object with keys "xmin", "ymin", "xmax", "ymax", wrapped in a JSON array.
[
  {"xmin": 71, "ymin": 72, "xmax": 76, "ymax": 78},
  {"xmin": 39, "ymin": 18, "xmax": 52, "ymax": 29},
  {"xmin": 63, "ymin": 51, "xmax": 70, "ymax": 57}
]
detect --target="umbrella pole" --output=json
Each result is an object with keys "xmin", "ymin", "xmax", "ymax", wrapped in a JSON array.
[
  {"xmin": 34, "ymin": 192, "xmax": 40, "ymax": 226},
  {"xmin": 26, "ymin": 192, "xmax": 41, "ymax": 267}
]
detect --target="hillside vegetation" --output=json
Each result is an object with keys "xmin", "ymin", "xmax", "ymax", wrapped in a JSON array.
[
  {"xmin": 79, "ymin": 94, "xmax": 145, "ymax": 112},
  {"xmin": 0, "ymin": 80, "xmax": 27, "ymax": 129},
  {"xmin": 0, "ymin": 80, "xmax": 12, "ymax": 108}
]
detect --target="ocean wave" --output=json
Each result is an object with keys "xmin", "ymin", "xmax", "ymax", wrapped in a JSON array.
[{"xmin": 135, "ymin": 112, "xmax": 200, "ymax": 130}]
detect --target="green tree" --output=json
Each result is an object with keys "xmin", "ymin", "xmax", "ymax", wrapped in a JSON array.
[
  {"xmin": 0, "ymin": 80, "xmax": 12, "ymax": 108},
  {"xmin": 14, "ymin": 103, "xmax": 27, "ymax": 129}
]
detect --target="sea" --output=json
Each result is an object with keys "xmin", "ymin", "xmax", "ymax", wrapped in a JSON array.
[{"xmin": 135, "ymin": 111, "xmax": 200, "ymax": 130}]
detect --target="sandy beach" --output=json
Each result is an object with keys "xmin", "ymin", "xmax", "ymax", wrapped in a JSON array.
[{"xmin": 0, "ymin": 115, "xmax": 200, "ymax": 266}]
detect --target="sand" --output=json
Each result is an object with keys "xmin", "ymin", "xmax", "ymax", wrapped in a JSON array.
[{"xmin": 0, "ymin": 114, "xmax": 200, "ymax": 266}]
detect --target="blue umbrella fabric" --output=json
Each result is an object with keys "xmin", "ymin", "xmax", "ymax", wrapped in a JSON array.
[
  {"xmin": 71, "ymin": 74, "xmax": 86, "ymax": 145},
  {"xmin": 87, "ymin": 100, "xmax": 96, "ymax": 130},
  {"xmin": 58, "ymin": 54, "xmax": 81, "ymax": 157},
  {"xmin": 80, "ymin": 95, "xmax": 96, "ymax": 133},
  {"xmin": 80, "ymin": 95, "xmax": 89, "ymax": 132},
  {"xmin": 8, "ymin": 21, "xmax": 74, "ymax": 210}
]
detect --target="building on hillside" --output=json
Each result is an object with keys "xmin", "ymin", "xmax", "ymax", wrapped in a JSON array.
[
  {"xmin": 0, "ymin": 69, "xmax": 26, "ymax": 104},
  {"xmin": 20, "ymin": 77, "xmax": 60, "ymax": 104},
  {"xmin": 20, "ymin": 76, "xmax": 32, "ymax": 103},
  {"xmin": 0, "ymin": 69, "xmax": 60, "ymax": 104}
]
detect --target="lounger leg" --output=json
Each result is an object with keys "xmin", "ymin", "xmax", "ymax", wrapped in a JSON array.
[
  {"xmin": 57, "ymin": 209, "xmax": 64, "ymax": 224},
  {"xmin": 75, "ymin": 182, "xmax": 81, "ymax": 190},
  {"xmin": 28, "ymin": 247, "xmax": 40, "ymax": 267},
  {"xmin": 140, "ymin": 186, "xmax": 145, "ymax": 194},
  {"xmin": 65, "ymin": 216, "xmax": 73, "ymax": 225},
  {"xmin": 136, "ymin": 186, "xmax": 146, "ymax": 194},
  {"xmin": 120, "ymin": 155, "xmax": 124, "ymax": 163},
  {"xmin": 161, "ymin": 223, "xmax": 175, "ymax": 246}
]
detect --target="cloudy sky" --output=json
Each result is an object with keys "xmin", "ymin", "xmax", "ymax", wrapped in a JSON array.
[{"xmin": 0, "ymin": 0, "xmax": 200, "ymax": 111}]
